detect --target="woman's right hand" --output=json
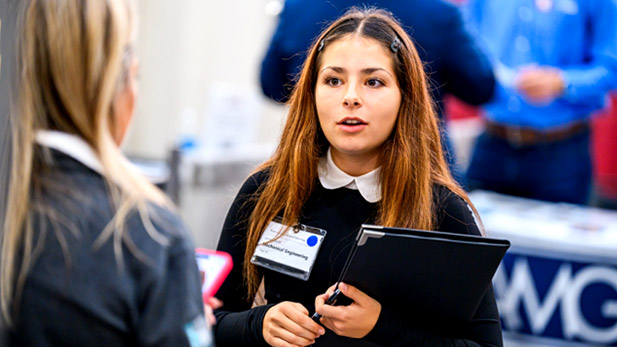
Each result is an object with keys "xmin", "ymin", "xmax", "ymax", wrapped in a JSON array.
[{"xmin": 263, "ymin": 301, "xmax": 325, "ymax": 347}]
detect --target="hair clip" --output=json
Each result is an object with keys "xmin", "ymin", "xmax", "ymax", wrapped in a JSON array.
[
  {"xmin": 318, "ymin": 39, "xmax": 325, "ymax": 52},
  {"xmin": 390, "ymin": 38, "xmax": 401, "ymax": 53}
]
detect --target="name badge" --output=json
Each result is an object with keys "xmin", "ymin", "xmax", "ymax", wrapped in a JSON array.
[{"xmin": 251, "ymin": 218, "xmax": 326, "ymax": 281}]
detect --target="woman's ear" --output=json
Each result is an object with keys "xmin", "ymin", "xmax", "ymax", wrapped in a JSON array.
[{"xmin": 112, "ymin": 58, "xmax": 139, "ymax": 145}]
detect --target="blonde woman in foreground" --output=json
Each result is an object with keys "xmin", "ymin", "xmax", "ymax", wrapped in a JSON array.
[{"xmin": 1, "ymin": 0, "xmax": 210, "ymax": 345}]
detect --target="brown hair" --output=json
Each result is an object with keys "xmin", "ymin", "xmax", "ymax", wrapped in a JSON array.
[{"xmin": 243, "ymin": 7, "xmax": 479, "ymax": 298}]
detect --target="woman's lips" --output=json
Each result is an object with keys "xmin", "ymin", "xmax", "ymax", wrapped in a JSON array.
[
  {"xmin": 337, "ymin": 117, "xmax": 367, "ymax": 133},
  {"xmin": 339, "ymin": 124, "xmax": 367, "ymax": 133}
]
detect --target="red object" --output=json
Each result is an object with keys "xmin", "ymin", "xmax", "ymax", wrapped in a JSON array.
[
  {"xmin": 195, "ymin": 248, "xmax": 233, "ymax": 301},
  {"xmin": 444, "ymin": 95, "xmax": 482, "ymax": 121},
  {"xmin": 592, "ymin": 94, "xmax": 617, "ymax": 199}
]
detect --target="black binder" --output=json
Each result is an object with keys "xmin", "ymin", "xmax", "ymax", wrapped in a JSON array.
[{"xmin": 334, "ymin": 225, "xmax": 510, "ymax": 326}]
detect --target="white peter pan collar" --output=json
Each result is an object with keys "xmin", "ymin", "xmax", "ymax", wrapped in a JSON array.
[
  {"xmin": 318, "ymin": 148, "xmax": 382, "ymax": 203},
  {"xmin": 35, "ymin": 130, "xmax": 104, "ymax": 174}
]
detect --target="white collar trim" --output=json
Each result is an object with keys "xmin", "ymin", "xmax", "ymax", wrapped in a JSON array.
[
  {"xmin": 318, "ymin": 148, "xmax": 382, "ymax": 203},
  {"xmin": 35, "ymin": 130, "xmax": 104, "ymax": 174}
]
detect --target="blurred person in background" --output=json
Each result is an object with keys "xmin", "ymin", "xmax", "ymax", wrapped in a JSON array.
[
  {"xmin": 260, "ymin": 0, "xmax": 495, "ymax": 181},
  {"xmin": 1, "ymin": 0, "xmax": 212, "ymax": 345},
  {"xmin": 464, "ymin": 0, "xmax": 617, "ymax": 204}
]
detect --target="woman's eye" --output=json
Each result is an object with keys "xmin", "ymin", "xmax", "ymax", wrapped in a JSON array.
[
  {"xmin": 367, "ymin": 78, "xmax": 384, "ymax": 87},
  {"xmin": 325, "ymin": 77, "xmax": 342, "ymax": 86}
]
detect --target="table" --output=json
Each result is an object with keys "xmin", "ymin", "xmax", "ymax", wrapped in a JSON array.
[{"xmin": 470, "ymin": 191, "xmax": 617, "ymax": 346}]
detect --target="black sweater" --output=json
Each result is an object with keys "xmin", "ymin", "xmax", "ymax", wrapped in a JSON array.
[{"xmin": 214, "ymin": 170, "xmax": 503, "ymax": 346}]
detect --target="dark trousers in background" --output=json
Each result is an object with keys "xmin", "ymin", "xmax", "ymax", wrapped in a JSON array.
[{"xmin": 465, "ymin": 130, "xmax": 592, "ymax": 205}]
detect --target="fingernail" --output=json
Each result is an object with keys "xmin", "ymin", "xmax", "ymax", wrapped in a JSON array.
[
  {"xmin": 340, "ymin": 283, "xmax": 347, "ymax": 291},
  {"xmin": 319, "ymin": 328, "xmax": 325, "ymax": 335}
]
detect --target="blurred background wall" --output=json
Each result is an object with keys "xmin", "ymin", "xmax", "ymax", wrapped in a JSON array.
[
  {"xmin": 125, "ymin": 0, "xmax": 286, "ymax": 159},
  {"xmin": 124, "ymin": 0, "xmax": 289, "ymax": 248}
]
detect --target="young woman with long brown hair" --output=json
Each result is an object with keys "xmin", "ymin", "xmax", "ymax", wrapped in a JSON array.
[
  {"xmin": 1, "ymin": 0, "xmax": 211, "ymax": 345},
  {"xmin": 214, "ymin": 8, "xmax": 502, "ymax": 346}
]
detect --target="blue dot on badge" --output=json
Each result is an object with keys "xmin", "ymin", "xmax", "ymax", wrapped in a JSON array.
[{"xmin": 307, "ymin": 235, "xmax": 318, "ymax": 247}]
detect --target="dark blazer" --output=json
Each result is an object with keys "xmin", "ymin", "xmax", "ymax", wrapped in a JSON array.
[
  {"xmin": 260, "ymin": 0, "xmax": 495, "ymax": 115},
  {"xmin": 7, "ymin": 150, "xmax": 204, "ymax": 346}
]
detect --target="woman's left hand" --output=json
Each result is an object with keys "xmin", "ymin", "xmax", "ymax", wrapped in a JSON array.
[{"xmin": 314, "ymin": 282, "xmax": 381, "ymax": 338}]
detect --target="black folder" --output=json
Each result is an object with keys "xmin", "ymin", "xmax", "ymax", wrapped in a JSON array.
[{"xmin": 336, "ymin": 225, "xmax": 510, "ymax": 326}]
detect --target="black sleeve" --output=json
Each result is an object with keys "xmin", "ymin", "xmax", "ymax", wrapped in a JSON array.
[
  {"xmin": 364, "ymin": 187, "xmax": 503, "ymax": 346},
  {"xmin": 213, "ymin": 171, "xmax": 275, "ymax": 346},
  {"xmin": 134, "ymin": 209, "xmax": 206, "ymax": 346},
  {"xmin": 440, "ymin": 3, "xmax": 495, "ymax": 105},
  {"xmin": 434, "ymin": 186, "xmax": 482, "ymax": 237}
]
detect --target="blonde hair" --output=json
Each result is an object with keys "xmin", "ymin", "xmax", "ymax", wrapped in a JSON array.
[
  {"xmin": 242, "ymin": 8, "xmax": 481, "ymax": 299},
  {"xmin": 2, "ymin": 0, "xmax": 170, "ymax": 325}
]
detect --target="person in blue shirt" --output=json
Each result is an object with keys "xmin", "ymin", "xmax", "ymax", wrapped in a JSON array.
[
  {"xmin": 465, "ymin": 0, "xmax": 617, "ymax": 204},
  {"xmin": 260, "ymin": 0, "xmax": 495, "ymax": 179}
]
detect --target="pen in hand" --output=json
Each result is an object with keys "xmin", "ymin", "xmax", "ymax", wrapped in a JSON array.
[{"xmin": 311, "ymin": 288, "xmax": 341, "ymax": 323}]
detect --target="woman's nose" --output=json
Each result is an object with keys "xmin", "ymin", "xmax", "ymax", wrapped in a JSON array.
[
  {"xmin": 342, "ymin": 85, "xmax": 362, "ymax": 108},
  {"xmin": 343, "ymin": 98, "xmax": 361, "ymax": 107}
]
